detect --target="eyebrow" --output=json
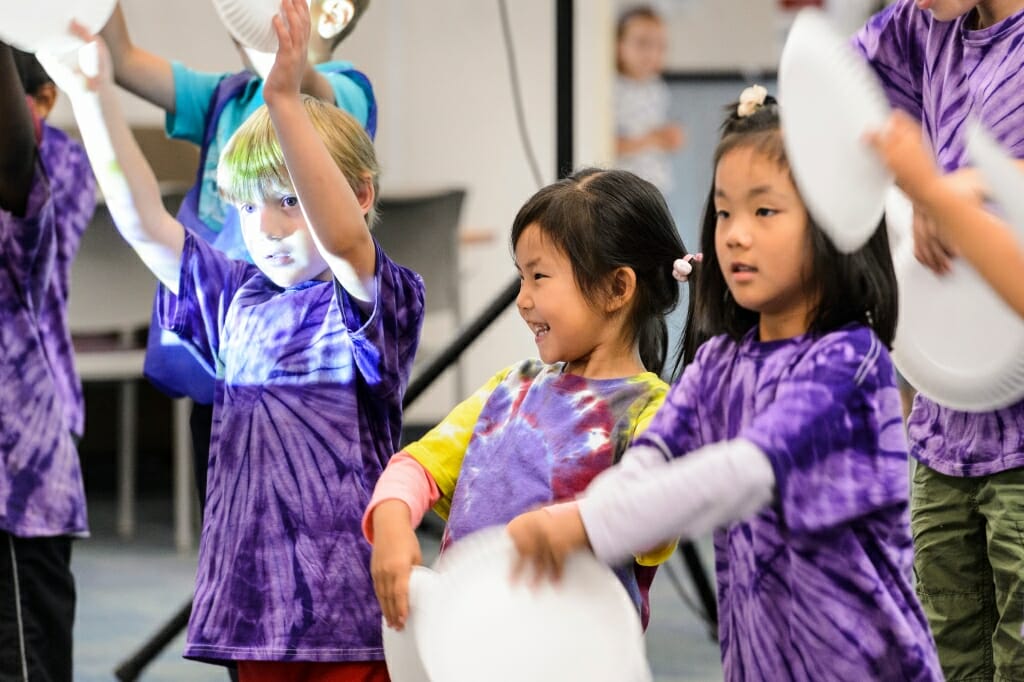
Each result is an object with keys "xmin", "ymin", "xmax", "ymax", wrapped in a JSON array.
[
  {"xmin": 515, "ymin": 257, "xmax": 542, "ymax": 271},
  {"xmin": 715, "ymin": 185, "xmax": 778, "ymax": 200}
]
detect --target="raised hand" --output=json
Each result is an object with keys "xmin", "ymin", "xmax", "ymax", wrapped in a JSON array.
[
  {"xmin": 264, "ymin": 0, "xmax": 312, "ymax": 103},
  {"xmin": 36, "ymin": 21, "xmax": 113, "ymax": 99}
]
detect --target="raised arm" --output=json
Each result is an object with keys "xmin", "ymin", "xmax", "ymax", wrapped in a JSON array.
[
  {"xmin": 0, "ymin": 41, "xmax": 37, "ymax": 215},
  {"xmin": 40, "ymin": 28, "xmax": 184, "ymax": 291},
  {"xmin": 99, "ymin": 3, "xmax": 176, "ymax": 112},
  {"xmin": 262, "ymin": 0, "xmax": 377, "ymax": 302}
]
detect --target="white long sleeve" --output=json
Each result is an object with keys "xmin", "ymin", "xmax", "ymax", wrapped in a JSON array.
[{"xmin": 578, "ymin": 438, "xmax": 776, "ymax": 566}]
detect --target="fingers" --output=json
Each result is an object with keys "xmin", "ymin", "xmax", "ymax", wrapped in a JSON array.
[
  {"xmin": 912, "ymin": 209, "xmax": 952, "ymax": 274},
  {"xmin": 68, "ymin": 20, "xmax": 94, "ymax": 43},
  {"xmin": 372, "ymin": 559, "xmax": 410, "ymax": 630}
]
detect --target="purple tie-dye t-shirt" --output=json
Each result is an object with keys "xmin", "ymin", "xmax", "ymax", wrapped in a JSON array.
[
  {"xmin": 38, "ymin": 123, "xmax": 97, "ymax": 438},
  {"xmin": 159, "ymin": 233, "xmax": 424, "ymax": 662},
  {"xmin": 0, "ymin": 166, "xmax": 88, "ymax": 538},
  {"xmin": 854, "ymin": 0, "xmax": 1024, "ymax": 476},
  {"xmin": 634, "ymin": 325, "xmax": 942, "ymax": 681}
]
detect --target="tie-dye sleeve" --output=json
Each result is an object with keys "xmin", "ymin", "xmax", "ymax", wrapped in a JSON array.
[
  {"xmin": 740, "ymin": 329, "xmax": 910, "ymax": 533},
  {"xmin": 157, "ymin": 231, "xmax": 255, "ymax": 373},
  {"xmin": 1, "ymin": 166, "xmax": 55, "ymax": 311},
  {"xmin": 334, "ymin": 241, "xmax": 425, "ymax": 399},
  {"xmin": 404, "ymin": 365, "xmax": 514, "ymax": 518},
  {"xmin": 631, "ymin": 337, "xmax": 717, "ymax": 459},
  {"xmin": 852, "ymin": 0, "xmax": 925, "ymax": 120}
]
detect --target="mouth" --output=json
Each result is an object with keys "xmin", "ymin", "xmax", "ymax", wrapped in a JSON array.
[
  {"xmin": 731, "ymin": 263, "xmax": 757, "ymax": 274},
  {"xmin": 265, "ymin": 252, "xmax": 295, "ymax": 267},
  {"xmin": 526, "ymin": 321, "xmax": 550, "ymax": 340}
]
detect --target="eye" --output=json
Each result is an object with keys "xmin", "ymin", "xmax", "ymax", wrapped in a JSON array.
[
  {"xmin": 755, "ymin": 207, "xmax": 778, "ymax": 217},
  {"xmin": 714, "ymin": 209, "xmax": 729, "ymax": 220},
  {"xmin": 281, "ymin": 195, "xmax": 299, "ymax": 208},
  {"xmin": 533, "ymin": 273, "xmax": 548, "ymax": 281},
  {"xmin": 239, "ymin": 203, "xmax": 257, "ymax": 214}
]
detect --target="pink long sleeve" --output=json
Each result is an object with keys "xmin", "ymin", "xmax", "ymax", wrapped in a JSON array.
[{"xmin": 362, "ymin": 452, "xmax": 442, "ymax": 543}]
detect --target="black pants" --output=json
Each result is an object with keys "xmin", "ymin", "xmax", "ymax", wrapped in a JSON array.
[{"xmin": 0, "ymin": 533, "xmax": 74, "ymax": 682}]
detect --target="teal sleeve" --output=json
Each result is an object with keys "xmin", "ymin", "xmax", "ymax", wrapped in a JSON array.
[
  {"xmin": 165, "ymin": 61, "xmax": 233, "ymax": 145},
  {"xmin": 317, "ymin": 61, "xmax": 371, "ymax": 127}
]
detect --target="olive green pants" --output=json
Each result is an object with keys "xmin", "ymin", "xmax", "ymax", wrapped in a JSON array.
[{"xmin": 912, "ymin": 461, "xmax": 1024, "ymax": 681}]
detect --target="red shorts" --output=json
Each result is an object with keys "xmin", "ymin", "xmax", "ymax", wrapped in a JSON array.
[{"xmin": 236, "ymin": 660, "xmax": 390, "ymax": 682}]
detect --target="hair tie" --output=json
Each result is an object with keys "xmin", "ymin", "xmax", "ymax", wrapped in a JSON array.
[
  {"xmin": 672, "ymin": 253, "xmax": 703, "ymax": 283},
  {"xmin": 737, "ymin": 84, "xmax": 768, "ymax": 118}
]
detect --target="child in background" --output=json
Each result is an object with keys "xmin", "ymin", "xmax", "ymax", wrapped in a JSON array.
[
  {"xmin": 99, "ymin": 0, "xmax": 376, "ymax": 507},
  {"xmin": 615, "ymin": 5, "xmax": 685, "ymax": 195},
  {"xmin": 868, "ymin": 110, "xmax": 1024, "ymax": 318},
  {"xmin": 0, "ymin": 41, "xmax": 85, "ymax": 682},
  {"xmin": 46, "ymin": 0, "xmax": 423, "ymax": 677},
  {"xmin": 509, "ymin": 89, "xmax": 943, "ymax": 681},
  {"xmin": 364, "ymin": 168, "xmax": 692, "ymax": 632},
  {"xmin": 11, "ymin": 48, "xmax": 97, "ymax": 450},
  {"xmin": 855, "ymin": 3, "xmax": 1024, "ymax": 678}
]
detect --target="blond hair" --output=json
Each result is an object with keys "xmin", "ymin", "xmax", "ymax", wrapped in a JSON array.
[{"xmin": 217, "ymin": 95, "xmax": 380, "ymax": 226}]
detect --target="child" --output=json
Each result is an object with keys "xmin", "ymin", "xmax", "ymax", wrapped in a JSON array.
[
  {"xmin": 11, "ymin": 47, "xmax": 98, "ymax": 448},
  {"xmin": 508, "ymin": 89, "xmax": 943, "ymax": 681},
  {"xmin": 614, "ymin": 5, "xmax": 685, "ymax": 195},
  {"xmin": 99, "ymin": 0, "xmax": 376, "ymax": 506},
  {"xmin": 868, "ymin": 110, "xmax": 1024, "ymax": 318},
  {"xmin": 855, "ymin": 3, "xmax": 1024, "ymax": 678},
  {"xmin": 46, "ymin": 0, "xmax": 423, "ymax": 677},
  {"xmin": 364, "ymin": 167, "xmax": 692, "ymax": 632},
  {"xmin": 0, "ymin": 41, "xmax": 85, "ymax": 682}
]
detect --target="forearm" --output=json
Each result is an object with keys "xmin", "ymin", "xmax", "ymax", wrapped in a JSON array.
[
  {"xmin": 68, "ymin": 81, "xmax": 183, "ymax": 289},
  {"xmin": 265, "ymin": 94, "xmax": 374, "ymax": 279},
  {"xmin": 299, "ymin": 65, "xmax": 335, "ymax": 103},
  {"xmin": 616, "ymin": 133, "xmax": 654, "ymax": 157},
  {"xmin": 100, "ymin": 4, "xmax": 176, "ymax": 112},
  {"xmin": 362, "ymin": 453, "xmax": 441, "ymax": 543},
  {"xmin": 922, "ymin": 184, "xmax": 1024, "ymax": 317},
  {"xmin": 579, "ymin": 439, "xmax": 775, "ymax": 565},
  {"xmin": 0, "ymin": 43, "xmax": 37, "ymax": 214}
]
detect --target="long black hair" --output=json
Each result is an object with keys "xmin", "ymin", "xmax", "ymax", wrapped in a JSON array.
[
  {"xmin": 511, "ymin": 168, "xmax": 693, "ymax": 379},
  {"xmin": 684, "ymin": 93, "xmax": 898, "ymax": 355}
]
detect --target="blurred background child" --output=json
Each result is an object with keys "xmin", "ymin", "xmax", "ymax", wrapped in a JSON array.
[{"xmin": 615, "ymin": 4, "xmax": 685, "ymax": 196}]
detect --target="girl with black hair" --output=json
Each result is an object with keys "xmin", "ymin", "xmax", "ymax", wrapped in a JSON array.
[
  {"xmin": 509, "ymin": 87, "xmax": 943, "ymax": 681},
  {"xmin": 364, "ymin": 168, "xmax": 694, "ymax": 634}
]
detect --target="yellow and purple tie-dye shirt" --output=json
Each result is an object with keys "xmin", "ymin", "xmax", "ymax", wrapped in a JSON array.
[{"xmin": 405, "ymin": 359, "xmax": 670, "ymax": 624}]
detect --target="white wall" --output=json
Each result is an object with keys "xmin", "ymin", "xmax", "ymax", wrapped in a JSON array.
[{"xmin": 53, "ymin": 0, "xmax": 616, "ymax": 419}]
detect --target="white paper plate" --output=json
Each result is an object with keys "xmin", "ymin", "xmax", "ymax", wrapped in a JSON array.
[
  {"xmin": 0, "ymin": 0, "xmax": 117, "ymax": 54},
  {"xmin": 381, "ymin": 567, "xmax": 434, "ymax": 682},
  {"xmin": 413, "ymin": 527, "xmax": 652, "ymax": 682},
  {"xmin": 888, "ymin": 183, "xmax": 1024, "ymax": 412},
  {"xmin": 211, "ymin": 0, "xmax": 283, "ymax": 53},
  {"xmin": 779, "ymin": 8, "xmax": 892, "ymax": 253}
]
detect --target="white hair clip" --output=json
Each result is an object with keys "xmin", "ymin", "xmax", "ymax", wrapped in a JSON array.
[
  {"xmin": 737, "ymin": 84, "xmax": 769, "ymax": 118},
  {"xmin": 672, "ymin": 253, "xmax": 703, "ymax": 283}
]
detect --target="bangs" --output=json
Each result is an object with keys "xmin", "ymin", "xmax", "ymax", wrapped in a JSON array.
[{"xmin": 216, "ymin": 109, "xmax": 294, "ymax": 205}]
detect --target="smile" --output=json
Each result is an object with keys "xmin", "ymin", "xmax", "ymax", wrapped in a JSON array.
[{"xmin": 265, "ymin": 252, "xmax": 295, "ymax": 267}]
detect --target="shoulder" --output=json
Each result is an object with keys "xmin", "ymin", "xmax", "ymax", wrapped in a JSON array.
[{"xmin": 800, "ymin": 325, "xmax": 890, "ymax": 389}]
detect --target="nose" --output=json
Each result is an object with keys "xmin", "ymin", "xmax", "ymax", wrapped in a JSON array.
[
  {"xmin": 259, "ymin": 210, "xmax": 287, "ymax": 241},
  {"xmin": 723, "ymin": 217, "xmax": 752, "ymax": 249},
  {"xmin": 516, "ymin": 280, "xmax": 532, "ymax": 311}
]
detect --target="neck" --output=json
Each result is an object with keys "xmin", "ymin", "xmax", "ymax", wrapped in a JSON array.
[
  {"xmin": 565, "ymin": 343, "xmax": 646, "ymax": 380},
  {"xmin": 976, "ymin": 0, "xmax": 1024, "ymax": 27},
  {"xmin": 758, "ymin": 305, "xmax": 813, "ymax": 342}
]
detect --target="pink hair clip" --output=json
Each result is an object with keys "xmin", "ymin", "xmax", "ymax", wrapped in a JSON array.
[{"xmin": 672, "ymin": 253, "xmax": 703, "ymax": 283}]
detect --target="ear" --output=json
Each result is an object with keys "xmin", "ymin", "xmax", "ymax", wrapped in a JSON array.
[
  {"xmin": 316, "ymin": 0, "xmax": 356, "ymax": 40},
  {"xmin": 604, "ymin": 266, "xmax": 637, "ymax": 314},
  {"xmin": 355, "ymin": 173, "xmax": 375, "ymax": 217},
  {"xmin": 32, "ymin": 83, "xmax": 58, "ymax": 120}
]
